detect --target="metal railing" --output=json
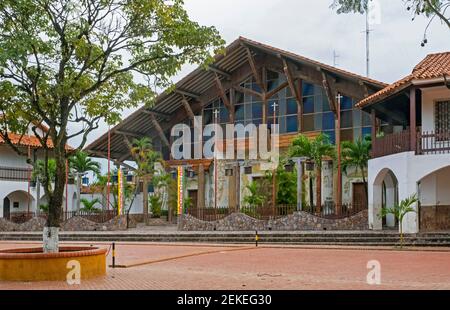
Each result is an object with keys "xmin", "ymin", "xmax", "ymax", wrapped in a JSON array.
[
  {"xmin": 0, "ymin": 166, "xmax": 31, "ymax": 181},
  {"xmin": 186, "ymin": 203, "xmax": 366, "ymax": 222},
  {"xmin": 417, "ymin": 130, "xmax": 450, "ymax": 155}
]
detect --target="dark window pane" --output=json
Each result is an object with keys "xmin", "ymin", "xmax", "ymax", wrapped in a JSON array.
[
  {"xmin": 302, "ymin": 82, "xmax": 314, "ymax": 97},
  {"xmin": 314, "ymin": 114, "xmax": 323, "ymax": 131},
  {"xmin": 286, "ymin": 115, "xmax": 298, "ymax": 133},
  {"xmin": 267, "ymin": 80, "xmax": 278, "ymax": 92},
  {"xmin": 314, "ymin": 95, "xmax": 323, "ymax": 113},
  {"xmin": 235, "ymin": 105, "xmax": 245, "ymax": 121},
  {"xmin": 286, "ymin": 98, "xmax": 297, "ymax": 115},
  {"xmin": 252, "ymin": 102, "xmax": 263, "ymax": 119},
  {"xmin": 253, "ymin": 119, "xmax": 263, "ymax": 126},
  {"xmin": 353, "ymin": 110, "xmax": 361, "ymax": 127},
  {"xmin": 303, "ymin": 114, "xmax": 315, "ymax": 132},
  {"xmin": 322, "ymin": 112, "xmax": 335, "ymax": 130},
  {"xmin": 267, "ymin": 70, "xmax": 278, "ymax": 80},
  {"xmin": 236, "ymin": 91, "xmax": 245, "ymax": 104},
  {"xmin": 303, "ymin": 96, "xmax": 314, "ymax": 114},
  {"xmin": 220, "ymin": 107, "xmax": 229, "ymax": 123},
  {"xmin": 362, "ymin": 127, "xmax": 372, "ymax": 138},
  {"xmin": 362, "ymin": 111, "xmax": 371, "ymax": 126},
  {"xmin": 341, "ymin": 96, "xmax": 353, "ymax": 110},
  {"xmin": 341, "ymin": 110, "xmax": 353, "ymax": 128},
  {"xmin": 252, "ymin": 83, "xmax": 262, "ymax": 94},
  {"xmin": 322, "ymin": 95, "xmax": 331, "ymax": 112},
  {"xmin": 204, "ymin": 109, "xmax": 212, "ymax": 125},
  {"xmin": 286, "ymin": 86, "xmax": 292, "ymax": 97}
]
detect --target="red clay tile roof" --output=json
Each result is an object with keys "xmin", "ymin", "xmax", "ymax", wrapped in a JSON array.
[
  {"xmin": 357, "ymin": 52, "xmax": 450, "ymax": 108},
  {"xmin": 0, "ymin": 132, "xmax": 55, "ymax": 149}
]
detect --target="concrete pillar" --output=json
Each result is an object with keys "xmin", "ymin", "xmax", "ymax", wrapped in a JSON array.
[
  {"xmin": 228, "ymin": 165, "xmax": 237, "ymax": 210},
  {"xmin": 385, "ymin": 186, "xmax": 396, "ymax": 228},
  {"xmin": 197, "ymin": 164, "xmax": 205, "ymax": 210}
]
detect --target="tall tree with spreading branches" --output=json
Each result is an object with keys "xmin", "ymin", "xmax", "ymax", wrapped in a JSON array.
[
  {"xmin": 0, "ymin": 0, "xmax": 223, "ymax": 252},
  {"xmin": 331, "ymin": 0, "xmax": 450, "ymax": 44}
]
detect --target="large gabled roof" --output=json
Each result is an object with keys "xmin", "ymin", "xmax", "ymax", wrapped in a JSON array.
[
  {"xmin": 84, "ymin": 37, "xmax": 386, "ymax": 159},
  {"xmin": 357, "ymin": 52, "xmax": 450, "ymax": 108}
]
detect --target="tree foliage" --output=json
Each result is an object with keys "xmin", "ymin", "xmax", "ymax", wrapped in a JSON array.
[
  {"xmin": 331, "ymin": 0, "xmax": 450, "ymax": 38},
  {"xmin": 69, "ymin": 151, "xmax": 101, "ymax": 175},
  {"xmin": 0, "ymin": 0, "xmax": 223, "ymax": 229}
]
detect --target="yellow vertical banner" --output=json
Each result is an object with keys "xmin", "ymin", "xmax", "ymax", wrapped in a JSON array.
[
  {"xmin": 177, "ymin": 166, "xmax": 184, "ymax": 215},
  {"xmin": 118, "ymin": 168, "xmax": 122, "ymax": 216}
]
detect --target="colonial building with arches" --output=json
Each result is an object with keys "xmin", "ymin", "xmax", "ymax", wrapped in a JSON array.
[{"xmin": 358, "ymin": 52, "xmax": 450, "ymax": 233}]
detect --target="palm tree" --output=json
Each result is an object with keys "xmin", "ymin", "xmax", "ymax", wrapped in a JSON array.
[
  {"xmin": 289, "ymin": 133, "xmax": 336, "ymax": 213},
  {"xmin": 69, "ymin": 151, "xmax": 101, "ymax": 212},
  {"xmin": 80, "ymin": 198, "xmax": 101, "ymax": 213},
  {"xmin": 243, "ymin": 182, "xmax": 265, "ymax": 207},
  {"xmin": 341, "ymin": 135, "xmax": 371, "ymax": 202},
  {"xmin": 130, "ymin": 137, "xmax": 161, "ymax": 219},
  {"xmin": 380, "ymin": 194, "xmax": 418, "ymax": 247}
]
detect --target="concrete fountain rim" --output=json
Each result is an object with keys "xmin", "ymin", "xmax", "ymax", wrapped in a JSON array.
[{"xmin": 0, "ymin": 246, "xmax": 107, "ymax": 259}]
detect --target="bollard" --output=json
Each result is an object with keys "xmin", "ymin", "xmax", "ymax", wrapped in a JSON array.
[
  {"xmin": 255, "ymin": 230, "xmax": 259, "ymax": 247},
  {"xmin": 112, "ymin": 242, "xmax": 116, "ymax": 268}
]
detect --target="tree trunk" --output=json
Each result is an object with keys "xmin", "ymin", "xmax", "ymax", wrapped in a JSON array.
[
  {"xmin": 44, "ymin": 152, "xmax": 66, "ymax": 253},
  {"xmin": 143, "ymin": 176, "xmax": 149, "ymax": 223},
  {"xmin": 361, "ymin": 166, "xmax": 368, "ymax": 204},
  {"xmin": 309, "ymin": 173, "xmax": 314, "ymax": 209},
  {"xmin": 76, "ymin": 174, "xmax": 81, "ymax": 212},
  {"xmin": 315, "ymin": 165, "xmax": 322, "ymax": 214}
]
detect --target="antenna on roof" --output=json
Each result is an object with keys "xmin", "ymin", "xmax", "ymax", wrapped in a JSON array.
[
  {"xmin": 333, "ymin": 50, "xmax": 340, "ymax": 67},
  {"xmin": 365, "ymin": 0, "xmax": 381, "ymax": 78}
]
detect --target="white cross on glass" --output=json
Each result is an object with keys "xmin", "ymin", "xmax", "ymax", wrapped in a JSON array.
[
  {"xmin": 336, "ymin": 93, "xmax": 343, "ymax": 102},
  {"xmin": 213, "ymin": 109, "xmax": 220, "ymax": 122},
  {"xmin": 271, "ymin": 101, "xmax": 278, "ymax": 113}
]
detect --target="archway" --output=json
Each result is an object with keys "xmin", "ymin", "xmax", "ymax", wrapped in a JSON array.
[
  {"xmin": 370, "ymin": 168, "xmax": 399, "ymax": 230},
  {"xmin": 5, "ymin": 190, "xmax": 35, "ymax": 222},
  {"xmin": 418, "ymin": 165, "xmax": 450, "ymax": 232},
  {"xmin": 3, "ymin": 197, "xmax": 10, "ymax": 219}
]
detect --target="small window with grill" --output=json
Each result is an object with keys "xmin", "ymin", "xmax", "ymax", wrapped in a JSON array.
[{"xmin": 435, "ymin": 100, "xmax": 450, "ymax": 141}]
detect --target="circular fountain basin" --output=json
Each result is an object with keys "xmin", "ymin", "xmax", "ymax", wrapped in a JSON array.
[{"xmin": 0, "ymin": 246, "xmax": 107, "ymax": 281}]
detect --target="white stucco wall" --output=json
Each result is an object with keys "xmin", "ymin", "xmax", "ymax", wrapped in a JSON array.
[
  {"xmin": 368, "ymin": 152, "xmax": 450, "ymax": 233},
  {"xmin": 421, "ymin": 86, "xmax": 450, "ymax": 132}
]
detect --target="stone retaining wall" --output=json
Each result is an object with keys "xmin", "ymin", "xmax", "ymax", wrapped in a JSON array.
[
  {"xmin": 178, "ymin": 210, "xmax": 369, "ymax": 231},
  {"xmin": 0, "ymin": 215, "xmax": 130, "ymax": 232}
]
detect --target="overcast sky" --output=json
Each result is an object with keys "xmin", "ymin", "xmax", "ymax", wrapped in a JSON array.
[{"xmin": 75, "ymin": 0, "xmax": 450, "ymax": 173}]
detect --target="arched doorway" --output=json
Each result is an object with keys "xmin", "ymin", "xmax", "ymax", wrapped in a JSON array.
[
  {"xmin": 3, "ymin": 197, "xmax": 10, "ymax": 219},
  {"xmin": 370, "ymin": 168, "xmax": 399, "ymax": 230},
  {"xmin": 418, "ymin": 165, "xmax": 450, "ymax": 232}
]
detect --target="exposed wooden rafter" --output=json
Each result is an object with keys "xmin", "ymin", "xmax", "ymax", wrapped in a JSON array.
[
  {"xmin": 115, "ymin": 129, "xmax": 143, "ymax": 138},
  {"xmin": 148, "ymin": 112, "xmax": 170, "ymax": 148},
  {"xmin": 266, "ymin": 80, "xmax": 290, "ymax": 99},
  {"xmin": 244, "ymin": 46, "xmax": 265, "ymax": 92},
  {"xmin": 232, "ymin": 85, "xmax": 263, "ymax": 100},
  {"xmin": 89, "ymin": 150, "xmax": 136, "ymax": 171},
  {"xmin": 321, "ymin": 70, "xmax": 337, "ymax": 115},
  {"xmin": 208, "ymin": 65, "xmax": 231, "ymax": 79},
  {"xmin": 214, "ymin": 73, "xmax": 235, "ymax": 123},
  {"xmin": 174, "ymin": 89, "xmax": 200, "ymax": 99},
  {"xmin": 282, "ymin": 59, "xmax": 302, "ymax": 105},
  {"xmin": 180, "ymin": 95, "xmax": 196, "ymax": 121}
]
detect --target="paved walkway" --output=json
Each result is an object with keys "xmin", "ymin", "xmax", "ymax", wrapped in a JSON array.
[{"xmin": 0, "ymin": 241, "xmax": 449, "ymax": 290}]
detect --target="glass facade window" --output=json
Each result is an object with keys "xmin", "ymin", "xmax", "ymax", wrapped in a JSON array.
[{"xmin": 339, "ymin": 95, "xmax": 372, "ymax": 142}]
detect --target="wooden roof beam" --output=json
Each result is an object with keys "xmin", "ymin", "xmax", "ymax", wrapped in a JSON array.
[
  {"xmin": 208, "ymin": 65, "xmax": 231, "ymax": 79},
  {"xmin": 320, "ymin": 69, "xmax": 338, "ymax": 115},
  {"xmin": 232, "ymin": 85, "xmax": 263, "ymax": 100},
  {"xmin": 214, "ymin": 73, "xmax": 235, "ymax": 123},
  {"xmin": 244, "ymin": 46, "xmax": 266, "ymax": 92},
  {"xmin": 282, "ymin": 58, "xmax": 302, "ymax": 106},
  {"xmin": 180, "ymin": 95, "xmax": 196, "ymax": 121},
  {"xmin": 174, "ymin": 89, "xmax": 200, "ymax": 99},
  {"xmin": 148, "ymin": 112, "xmax": 170, "ymax": 148},
  {"xmin": 115, "ymin": 130, "xmax": 144, "ymax": 138}
]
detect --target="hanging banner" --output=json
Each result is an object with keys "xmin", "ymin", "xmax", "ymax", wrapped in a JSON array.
[
  {"xmin": 118, "ymin": 168, "xmax": 122, "ymax": 216},
  {"xmin": 177, "ymin": 166, "xmax": 184, "ymax": 215}
]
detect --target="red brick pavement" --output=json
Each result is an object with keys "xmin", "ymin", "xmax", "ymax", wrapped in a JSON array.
[{"xmin": 0, "ymin": 242, "xmax": 449, "ymax": 290}]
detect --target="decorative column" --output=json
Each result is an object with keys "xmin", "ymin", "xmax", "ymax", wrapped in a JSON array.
[
  {"xmin": 228, "ymin": 165, "xmax": 237, "ymax": 210},
  {"xmin": 197, "ymin": 164, "xmax": 205, "ymax": 210}
]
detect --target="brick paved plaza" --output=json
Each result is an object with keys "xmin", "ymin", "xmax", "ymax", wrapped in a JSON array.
[{"xmin": 0, "ymin": 241, "xmax": 449, "ymax": 290}]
